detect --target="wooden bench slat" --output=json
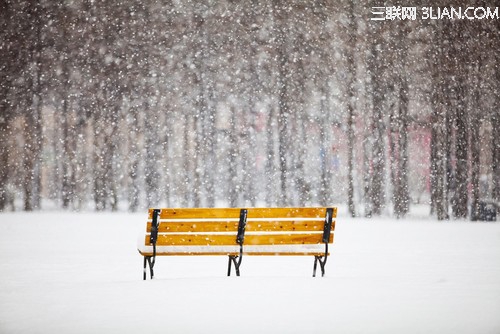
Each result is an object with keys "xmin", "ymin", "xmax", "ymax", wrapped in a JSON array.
[
  {"xmin": 146, "ymin": 219, "xmax": 335, "ymax": 233},
  {"xmin": 146, "ymin": 233, "xmax": 333, "ymax": 246},
  {"xmin": 246, "ymin": 207, "xmax": 329, "ymax": 219},
  {"xmin": 149, "ymin": 207, "xmax": 336, "ymax": 220},
  {"xmin": 245, "ymin": 233, "xmax": 334, "ymax": 245},
  {"xmin": 147, "ymin": 221, "xmax": 239, "ymax": 233},
  {"xmin": 150, "ymin": 208, "xmax": 241, "ymax": 219}
]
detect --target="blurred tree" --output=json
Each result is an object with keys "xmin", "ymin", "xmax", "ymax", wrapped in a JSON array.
[
  {"xmin": 383, "ymin": 16, "xmax": 412, "ymax": 219},
  {"xmin": 344, "ymin": 0, "xmax": 357, "ymax": 217},
  {"xmin": 492, "ymin": 19, "xmax": 500, "ymax": 207},
  {"xmin": 450, "ymin": 21, "xmax": 469, "ymax": 219},
  {"xmin": 272, "ymin": 0, "xmax": 291, "ymax": 206},
  {"xmin": 0, "ymin": 0, "xmax": 18, "ymax": 211},
  {"xmin": 430, "ymin": 19, "xmax": 450, "ymax": 220},
  {"xmin": 366, "ymin": 11, "xmax": 386, "ymax": 216}
]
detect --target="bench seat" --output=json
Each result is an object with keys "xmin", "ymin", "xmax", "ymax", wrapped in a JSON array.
[{"xmin": 138, "ymin": 244, "xmax": 330, "ymax": 256}]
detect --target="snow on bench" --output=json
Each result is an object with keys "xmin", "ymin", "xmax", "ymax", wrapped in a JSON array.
[{"xmin": 138, "ymin": 207, "xmax": 337, "ymax": 279}]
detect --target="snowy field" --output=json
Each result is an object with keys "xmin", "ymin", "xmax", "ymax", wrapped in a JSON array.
[{"xmin": 1, "ymin": 209, "xmax": 499, "ymax": 334}]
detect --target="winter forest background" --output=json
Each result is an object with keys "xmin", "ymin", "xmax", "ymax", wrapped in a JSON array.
[{"xmin": 0, "ymin": 1, "xmax": 499, "ymax": 219}]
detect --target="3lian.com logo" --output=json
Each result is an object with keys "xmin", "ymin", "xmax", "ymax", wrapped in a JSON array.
[{"xmin": 371, "ymin": 6, "xmax": 499, "ymax": 21}]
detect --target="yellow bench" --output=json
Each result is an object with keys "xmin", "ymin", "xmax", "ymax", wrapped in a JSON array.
[{"xmin": 138, "ymin": 207, "xmax": 337, "ymax": 279}]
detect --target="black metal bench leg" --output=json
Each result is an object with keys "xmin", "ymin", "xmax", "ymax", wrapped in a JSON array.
[
  {"xmin": 313, "ymin": 256, "xmax": 326, "ymax": 277},
  {"xmin": 319, "ymin": 258, "xmax": 325, "ymax": 277},
  {"xmin": 143, "ymin": 256, "xmax": 154, "ymax": 280},
  {"xmin": 148, "ymin": 257, "xmax": 154, "ymax": 279},
  {"xmin": 227, "ymin": 256, "xmax": 232, "ymax": 276},
  {"xmin": 234, "ymin": 257, "xmax": 240, "ymax": 276},
  {"xmin": 227, "ymin": 256, "xmax": 241, "ymax": 276}
]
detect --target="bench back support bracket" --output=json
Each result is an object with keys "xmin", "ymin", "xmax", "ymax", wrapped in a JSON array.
[
  {"xmin": 228, "ymin": 209, "xmax": 247, "ymax": 276},
  {"xmin": 144, "ymin": 209, "xmax": 160, "ymax": 280},
  {"xmin": 236, "ymin": 209, "xmax": 248, "ymax": 244},
  {"xmin": 313, "ymin": 208, "xmax": 334, "ymax": 277},
  {"xmin": 322, "ymin": 208, "xmax": 334, "ymax": 243}
]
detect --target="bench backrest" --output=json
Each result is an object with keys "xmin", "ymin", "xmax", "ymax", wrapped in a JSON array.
[{"xmin": 143, "ymin": 207, "xmax": 336, "ymax": 250}]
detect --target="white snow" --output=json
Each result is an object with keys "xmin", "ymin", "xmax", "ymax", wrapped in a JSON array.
[{"xmin": 1, "ymin": 210, "xmax": 500, "ymax": 333}]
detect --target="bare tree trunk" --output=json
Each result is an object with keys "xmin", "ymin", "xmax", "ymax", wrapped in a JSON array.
[
  {"xmin": 61, "ymin": 102, "xmax": 75, "ymax": 209},
  {"xmin": 93, "ymin": 113, "xmax": 107, "ymax": 211},
  {"xmin": 430, "ymin": 120, "xmax": 437, "ymax": 216},
  {"xmin": 431, "ymin": 108, "xmax": 450, "ymax": 221},
  {"xmin": 369, "ymin": 39, "xmax": 385, "ymax": 216},
  {"xmin": 31, "ymin": 0, "xmax": 44, "ymax": 210},
  {"xmin": 292, "ymin": 56, "xmax": 308, "ymax": 206},
  {"xmin": 346, "ymin": 0, "xmax": 357, "ymax": 217},
  {"xmin": 144, "ymin": 102, "xmax": 161, "ymax": 208},
  {"xmin": 273, "ymin": 0, "xmax": 290, "ymax": 206},
  {"xmin": 74, "ymin": 111, "xmax": 89, "ymax": 210},
  {"xmin": 265, "ymin": 106, "xmax": 277, "ymax": 206},
  {"xmin": 493, "ymin": 35, "xmax": 500, "ymax": 206},
  {"xmin": 21, "ymin": 113, "xmax": 34, "ymax": 211},
  {"xmin": 388, "ymin": 19, "xmax": 411, "ymax": 219},
  {"xmin": 60, "ymin": 52, "xmax": 76, "ymax": 209},
  {"xmin": 193, "ymin": 11, "xmax": 215, "ymax": 207},
  {"xmin": 182, "ymin": 112, "xmax": 191, "ymax": 207},
  {"xmin": 240, "ymin": 102, "xmax": 258, "ymax": 206},
  {"xmin": 193, "ymin": 114, "xmax": 202, "ymax": 208},
  {"xmin": 493, "ymin": 103, "xmax": 500, "ymax": 206},
  {"xmin": 242, "ymin": 109, "xmax": 258, "ymax": 207},
  {"xmin": 470, "ymin": 114, "xmax": 480, "ymax": 221},
  {"xmin": 0, "ymin": 116, "xmax": 11, "ymax": 211},
  {"xmin": 451, "ymin": 41, "xmax": 469, "ymax": 219},
  {"xmin": 0, "ymin": 0, "xmax": 9, "ymax": 211},
  {"xmin": 228, "ymin": 108, "xmax": 239, "ymax": 207},
  {"xmin": 243, "ymin": 8, "xmax": 261, "ymax": 208},
  {"xmin": 452, "ymin": 87, "xmax": 469, "ymax": 219},
  {"xmin": 430, "ymin": 20, "xmax": 450, "ymax": 220},
  {"xmin": 105, "ymin": 105, "xmax": 120, "ymax": 212},
  {"xmin": 319, "ymin": 83, "xmax": 331, "ymax": 207},
  {"xmin": 391, "ymin": 75, "xmax": 410, "ymax": 218},
  {"xmin": 203, "ymin": 103, "xmax": 216, "ymax": 207},
  {"xmin": 469, "ymin": 53, "xmax": 481, "ymax": 221},
  {"xmin": 21, "ymin": 0, "xmax": 44, "ymax": 211},
  {"xmin": 127, "ymin": 107, "xmax": 141, "ymax": 212},
  {"xmin": 492, "ymin": 109, "xmax": 500, "ymax": 204},
  {"xmin": 398, "ymin": 81, "xmax": 410, "ymax": 217}
]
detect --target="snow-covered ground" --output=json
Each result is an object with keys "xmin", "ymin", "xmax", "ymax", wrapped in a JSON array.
[{"xmin": 1, "ymin": 210, "xmax": 499, "ymax": 333}]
